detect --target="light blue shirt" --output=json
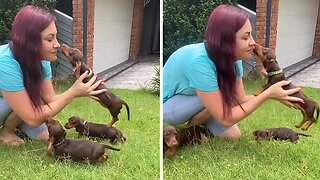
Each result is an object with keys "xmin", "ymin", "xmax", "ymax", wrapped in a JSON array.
[
  {"xmin": 163, "ymin": 42, "xmax": 243, "ymax": 103},
  {"xmin": 0, "ymin": 44, "xmax": 52, "ymax": 97}
]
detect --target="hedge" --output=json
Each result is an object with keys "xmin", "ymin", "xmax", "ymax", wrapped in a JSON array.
[
  {"xmin": 163, "ymin": 0, "xmax": 238, "ymax": 63},
  {"xmin": 0, "ymin": 0, "xmax": 57, "ymax": 45}
]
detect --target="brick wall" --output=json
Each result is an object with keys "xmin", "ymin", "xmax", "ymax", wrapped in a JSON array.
[
  {"xmin": 129, "ymin": 0, "xmax": 144, "ymax": 60},
  {"xmin": 313, "ymin": 1, "xmax": 320, "ymax": 56},
  {"xmin": 256, "ymin": 0, "xmax": 279, "ymax": 51},
  {"xmin": 72, "ymin": 0, "xmax": 95, "ymax": 68}
]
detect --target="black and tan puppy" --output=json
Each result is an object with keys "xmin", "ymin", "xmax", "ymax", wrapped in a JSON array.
[
  {"xmin": 253, "ymin": 127, "xmax": 311, "ymax": 143},
  {"xmin": 253, "ymin": 44, "xmax": 320, "ymax": 131},
  {"xmin": 60, "ymin": 44, "xmax": 130, "ymax": 127},
  {"xmin": 65, "ymin": 116, "xmax": 126, "ymax": 144},
  {"xmin": 163, "ymin": 125, "xmax": 210, "ymax": 159},
  {"xmin": 46, "ymin": 118, "xmax": 120, "ymax": 164}
]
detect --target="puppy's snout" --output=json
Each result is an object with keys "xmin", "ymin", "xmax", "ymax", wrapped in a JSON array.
[{"xmin": 168, "ymin": 139, "xmax": 178, "ymax": 147}]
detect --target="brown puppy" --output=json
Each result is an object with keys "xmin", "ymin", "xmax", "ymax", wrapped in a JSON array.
[
  {"xmin": 253, "ymin": 127, "xmax": 311, "ymax": 143},
  {"xmin": 46, "ymin": 118, "xmax": 120, "ymax": 164},
  {"xmin": 253, "ymin": 44, "xmax": 320, "ymax": 131},
  {"xmin": 65, "ymin": 116, "xmax": 126, "ymax": 144},
  {"xmin": 163, "ymin": 125, "xmax": 210, "ymax": 159},
  {"xmin": 60, "ymin": 44, "xmax": 130, "ymax": 127}
]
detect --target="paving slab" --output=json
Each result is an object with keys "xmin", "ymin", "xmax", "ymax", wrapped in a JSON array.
[
  {"xmin": 105, "ymin": 55, "xmax": 160, "ymax": 90},
  {"xmin": 289, "ymin": 60, "xmax": 320, "ymax": 88}
]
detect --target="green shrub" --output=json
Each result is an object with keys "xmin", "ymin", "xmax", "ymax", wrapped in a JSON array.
[
  {"xmin": 0, "ymin": 0, "xmax": 57, "ymax": 44},
  {"xmin": 163, "ymin": 0, "xmax": 238, "ymax": 63},
  {"xmin": 150, "ymin": 65, "xmax": 160, "ymax": 96}
]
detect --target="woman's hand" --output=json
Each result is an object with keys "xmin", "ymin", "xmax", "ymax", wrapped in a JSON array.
[
  {"xmin": 69, "ymin": 71, "xmax": 107, "ymax": 98},
  {"xmin": 265, "ymin": 80, "xmax": 304, "ymax": 104}
]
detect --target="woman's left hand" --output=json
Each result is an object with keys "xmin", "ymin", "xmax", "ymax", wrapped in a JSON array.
[{"xmin": 70, "ymin": 71, "xmax": 107, "ymax": 98}]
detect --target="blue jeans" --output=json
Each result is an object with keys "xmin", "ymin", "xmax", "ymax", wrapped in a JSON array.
[
  {"xmin": 163, "ymin": 94, "xmax": 235, "ymax": 136},
  {"xmin": 0, "ymin": 97, "xmax": 47, "ymax": 138}
]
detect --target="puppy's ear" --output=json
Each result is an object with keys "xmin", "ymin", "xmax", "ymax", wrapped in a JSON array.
[
  {"xmin": 263, "ymin": 48, "xmax": 269, "ymax": 55},
  {"xmin": 69, "ymin": 48, "xmax": 75, "ymax": 55}
]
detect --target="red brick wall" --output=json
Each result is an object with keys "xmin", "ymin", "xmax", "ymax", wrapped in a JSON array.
[
  {"xmin": 313, "ymin": 1, "xmax": 320, "ymax": 56},
  {"xmin": 256, "ymin": 0, "xmax": 279, "ymax": 51},
  {"xmin": 72, "ymin": 0, "xmax": 95, "ymax": 68},
  {"xmin": 129, "ymin": 0, "xmax": 144, "ymax": 60}
]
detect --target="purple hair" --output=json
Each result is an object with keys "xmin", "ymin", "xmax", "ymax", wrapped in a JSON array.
[
  {"xmin": 10, "ymin": 5, "xmax": 56, "ymax": 110},
  {"xmin": 204, "ymin": 5, "xmax": 249, "ymax": 118}
]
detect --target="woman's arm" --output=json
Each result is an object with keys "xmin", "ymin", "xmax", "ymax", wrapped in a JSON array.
[
  {"xmin": 196, "ymin": 80, "xmax": 303, "ymax": 127},
  {"xmin": 236, "ymin": 78, "xmax": 294, "ymax": 107},
  {"xmin": 2, "ymin": 72, "xmax": 105, "ymax": 127}
]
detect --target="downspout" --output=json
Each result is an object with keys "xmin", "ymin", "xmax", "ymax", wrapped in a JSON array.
[
  {"xmin": 265, "ymin": 0, "xmax": 272, "ymax": 48},
  {"xmin": 83, "ymin": 0, "xmax": 88, "ymax": 63}
]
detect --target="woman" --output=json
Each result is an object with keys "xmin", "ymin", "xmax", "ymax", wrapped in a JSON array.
[
  {"xmin": 163, "ymin": 5, "xmax": 303, "ymax": 139},
  {"xmin": 0, "ymin": 5, "xmax": 105, "ymax": 145}
]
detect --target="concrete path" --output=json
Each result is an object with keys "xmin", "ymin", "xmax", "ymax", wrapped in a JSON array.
[
  {"xmin": 289, "ymin": 60, "xmax": 320, "ymax": 88},
  {"xmin": 106, "ymin": 55, "xmax": 160, "ymax": 90},
  {"xmin": 106, "ymin": 55, "xmax": 319, "ymax": 90}
]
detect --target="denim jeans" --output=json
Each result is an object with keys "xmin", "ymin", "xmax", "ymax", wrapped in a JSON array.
[
  {"xmin": 163, "ymin": 94, "xmax": 235, "ymax": 136},
  {"xmin": 0, "ymin": 97, "xmax": 47, "ymax": 138}
]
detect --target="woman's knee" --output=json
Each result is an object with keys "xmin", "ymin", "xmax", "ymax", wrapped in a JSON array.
[
  {"xmin": 218, "ymin": 125, "xmax": 241, "ymax": 140},
  {"xmin": 34, "ymin": 130, "xmax": 49, "ymax": 141}
]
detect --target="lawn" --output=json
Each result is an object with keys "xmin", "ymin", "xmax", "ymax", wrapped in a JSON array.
[
  {"xmin": 163, "ymin": 77, "xmax": 320, "ymax": 179},
  {"xmin": 0, "ymin": 78, "xmax": 160, "ymax": 180}
]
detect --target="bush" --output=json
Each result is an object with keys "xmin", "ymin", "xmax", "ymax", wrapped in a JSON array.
[
  {"xmin": 163, "ymin": 0, "xmax": 238, "ymax": 63},
  {"xmin": 150, "ymin": 65, "xmax": 160, "ymax": 96},
  {"xmin": 0, "ymin": 0, "xmax": 57, "ymax": 44}
]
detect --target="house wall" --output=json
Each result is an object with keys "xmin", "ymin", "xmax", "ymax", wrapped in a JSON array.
[
  {"xmin": 93, "ymin": 0, "xmax": 134, "ymax": 73},
  {"xmin": 256, "ymin": 0, "xmax": 279, "ymax": 51},
  {"xmin": 276, "ymin": 0, "xmax": 319, "ymax": 68},
  {"xmin": 313, "ymin": 1, "xmax": 320, "ymax": 56},
  {"xmin": 129, "ymin": 0, "xmax": 144, "ymax": 60},
  {"xmin": 256, "ymin": 0, "xmax": 320, "ymax": 69},
  {"xmin": 73, "ymin": 0, "xmax": 95, "ymax": 69}
]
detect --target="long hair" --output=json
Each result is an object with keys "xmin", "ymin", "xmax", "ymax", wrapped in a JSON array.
[
  {"xmin": 10, "ymin": 5, "xmax": 56, "ymax": 110},
  {"xmin": 204, "ymin": 5, "xmax": 249, "ymax": 119}
]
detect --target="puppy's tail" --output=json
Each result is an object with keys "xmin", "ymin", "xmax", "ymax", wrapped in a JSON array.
[
  {"xmin": 121, "ymin": 100, "xmax": 130, "ymax": 121},
  {"xmin": 104, "ymin": 144, "xmax": 120, "ymax": 151},
  {"xmin": 298, "ymin": 133, "xmax": 312, "ymax": 137}
]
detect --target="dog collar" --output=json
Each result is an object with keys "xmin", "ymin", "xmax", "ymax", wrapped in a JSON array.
[
  {"xmin": 53, "ymin": 139, "xmax": 65, "ymax": 147},
  {"xmin": 268, "ymin": 69, "xmax": 283, "ymax": 77}
]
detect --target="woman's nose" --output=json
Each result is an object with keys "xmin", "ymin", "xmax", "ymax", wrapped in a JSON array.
[{"xmin": 54, "ymin": 41, "xmax": 60, "ymax": 49}]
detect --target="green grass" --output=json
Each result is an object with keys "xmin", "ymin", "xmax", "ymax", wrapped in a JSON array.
[
  {"xmin": 164, "ymin": 77, "xmax": 320, "ymax": 180},
  {"xmin": 0, "ymin": 79, "xmax": 160, "ymax": 180}
]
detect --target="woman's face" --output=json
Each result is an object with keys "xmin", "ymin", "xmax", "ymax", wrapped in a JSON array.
[
  {"xmin": 40, "ymin": 21, "xmax": 60, "ymax": 61},
  {"xmin": 235, "ymin": 19, "xmax": 256, "ymax": 61}
]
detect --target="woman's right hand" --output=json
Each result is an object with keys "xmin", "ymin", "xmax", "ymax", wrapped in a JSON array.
[
  {"xmin": 265, "ymin": 80, "xmax": 304, "ymax": 104},
  {"xmin": 69, "ymin": 71, "xmax": 107, "ymax": 98}
]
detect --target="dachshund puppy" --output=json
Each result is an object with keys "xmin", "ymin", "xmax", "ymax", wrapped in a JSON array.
[
  {"xmin": 46, "ymin": 118, "xmax": 120, "ymax": 164},
  {"xmin": 253, "ymin": 44, "xmax": 320, "ymax": 131},
  {"xmin": 163, "ymin": 125, "xmax": 210, "ymax": 159},
  {"xmin": 60, "ymin": 44, "xmax": 130, "ymax": 127},
  {"xmin": 253, "ymin": 127, "xmax": 311, "ymax": 143},
  {"xmin": 65, "ymin": 116, "xmax": 126, "ymax": 144}
]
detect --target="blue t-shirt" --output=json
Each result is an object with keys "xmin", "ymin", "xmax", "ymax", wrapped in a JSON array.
[
  {"xmin": 0, "ymin": 44, "xmax": 52, "ymax": 97},
  {"xmin": 163, "ymin": 42, "xmax": 243, "ymax": 103}
]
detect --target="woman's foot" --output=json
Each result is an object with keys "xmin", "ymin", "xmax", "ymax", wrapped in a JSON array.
[{"xmin": 0, "ymin": 131, "xmax": 25, "ymax": 145}]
